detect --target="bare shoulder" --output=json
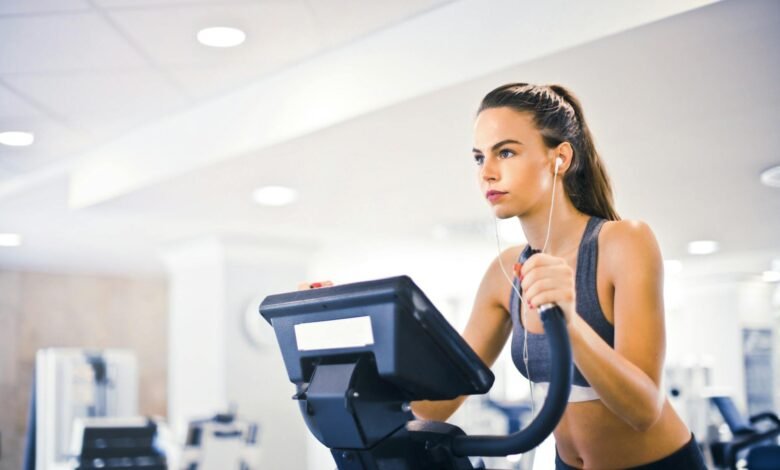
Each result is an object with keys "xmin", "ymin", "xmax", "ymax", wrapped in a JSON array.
[
  {"xmin": 599, "ymin": 219, "xmax": 663, "ymax": 280},
  {"xmin": 600, "ymin": 219, "xmax": 658, "ymax": 245},
  {"xmin": 477, "ymin": 245, "xmax": 526, "ymax": 310}
]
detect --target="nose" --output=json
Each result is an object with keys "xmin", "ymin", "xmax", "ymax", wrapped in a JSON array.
[{"xmin": 480, "ymin": 155, "xmax": 499, "ymax": 183}]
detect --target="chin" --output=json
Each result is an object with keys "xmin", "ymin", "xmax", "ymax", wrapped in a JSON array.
[{"xmin": 492, "ymin": 208, "xmax": 518, "ymax": 220}]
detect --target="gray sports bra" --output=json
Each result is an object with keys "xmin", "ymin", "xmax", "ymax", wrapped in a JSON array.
[{"xmin": 509, "ymin": 216, "xmax": 614, "ymax": 402}]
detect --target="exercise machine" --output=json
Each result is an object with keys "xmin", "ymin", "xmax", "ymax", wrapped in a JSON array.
[
  {"xmin": 260, "ymin": 275, "xmax": 572, "ymax": 469},
  {"xmin": 181, "ymin": 411, "xmax": 261, "ymax": 470},
  {"xmin": 708, "ymin": 395, "xmax": 780, "ymax": 469},
  {"xmin": 69, "ymin": 417, "xmax": 167, "ymax": 470},
  {"xmin": 26, "ymin": 348, "xmax": 139, "ymax": 470}
]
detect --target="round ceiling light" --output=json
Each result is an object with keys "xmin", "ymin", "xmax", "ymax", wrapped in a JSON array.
[
  {"xmin": 252, "ymin": 186, "xmax": 298, "ymax": 207},
  {"xmin": 760, "ymin": 164, "xmax": 780, "ymax": 188},
  {"xmin": 197, "ymin": 27, "xmax": 246, "ymax": 48},
  {"xmin": 0, "ymin": 131, "xmax": 34, "ymax": 147}
]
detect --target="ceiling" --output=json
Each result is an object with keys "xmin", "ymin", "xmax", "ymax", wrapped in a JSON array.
[
  {"xmin": 0, "ymin": 0, "xmax": 452, "ymax": 178},
  {"xmin": 1, "ymin": 0, "xmax": 779, "ymax": 276}
]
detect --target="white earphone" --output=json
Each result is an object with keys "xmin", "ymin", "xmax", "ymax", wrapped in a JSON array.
[{"xmin": 492, "ymin": 153, "xmax": 565, "ymax": 414}]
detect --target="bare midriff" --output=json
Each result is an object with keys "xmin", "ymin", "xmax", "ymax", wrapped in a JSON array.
[{"xmin": 553, "ymin": 398, "xmax": 692, "ymax": 469}]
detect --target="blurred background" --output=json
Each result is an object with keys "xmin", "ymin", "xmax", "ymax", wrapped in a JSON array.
[{"xmin": 1, "ymin": 0, "xmax": 779, "ymax": 469}]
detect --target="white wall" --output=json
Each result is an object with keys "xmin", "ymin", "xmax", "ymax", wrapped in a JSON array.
[
  {"xmin": 162, "ymin": 237, "xmax": 312, "ymax": 469},
  {"xmin": 163, "ymin": 238, "xmax": 228, "ymax": 436},
  {"xmin": 223, "ymin": 258, "xmax": 311, "ymax": 470}
]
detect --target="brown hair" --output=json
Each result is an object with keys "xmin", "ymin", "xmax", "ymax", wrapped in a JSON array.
[{"xmin": 478, "ymin": 83, "xmax": 620, "ymax": 221}]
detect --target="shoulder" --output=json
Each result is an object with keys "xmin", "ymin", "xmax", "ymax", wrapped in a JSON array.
[
  {"xmin": 478, "ymin": 244, "xmax": 525, "ymax": 309},
  {"xmin": 498, "ymin": 244, "xmax": 525, "ymax": 268},
  {"xmin": 599, "ymin": 219, "xmax": 663, "ymax": 281},
  {"xmin": 600, "ymin": 219, "xmax": 658, "ymax": 247}
]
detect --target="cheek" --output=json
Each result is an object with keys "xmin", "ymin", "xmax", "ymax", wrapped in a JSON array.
[{"xmin": 514, "ymin": 160, "xmax": 549, "ymax": 188}]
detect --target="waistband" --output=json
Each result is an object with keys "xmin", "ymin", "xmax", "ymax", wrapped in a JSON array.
[{"xmin": 533, "ymin": 382, "xmax": 600, "ymax": 405}]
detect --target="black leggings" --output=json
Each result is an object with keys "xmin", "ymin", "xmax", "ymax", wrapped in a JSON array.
[{"xmin": 555, "ymin": 434, "xmax": 707, "ymax": 469}]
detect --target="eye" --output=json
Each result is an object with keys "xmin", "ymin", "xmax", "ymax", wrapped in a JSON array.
[
  {"xmin": 473, "ymin": 154, "xmax": 484, "ymax": 166},
  {"xmin": 499, "ymin": 148, "xmax": 515, "ymax": 159}
]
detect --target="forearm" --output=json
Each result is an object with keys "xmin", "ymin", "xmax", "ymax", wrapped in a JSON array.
[
  {"xmin": 568, "ymin": 314, "xmax": 664, "ymax": 431},
  {"xmin": 411, "ymin": 396, "xmax": 467, "ymax": 422}
]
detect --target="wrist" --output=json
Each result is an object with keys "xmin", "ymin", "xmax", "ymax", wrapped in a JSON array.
[{"xmin": 567, "ymin": 312, "xmax": 584, "ymax": 337}]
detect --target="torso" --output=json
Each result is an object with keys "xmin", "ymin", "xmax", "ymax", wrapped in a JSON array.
[{"xmin": 500, "ymin": 220, "xmax": 691, "ymax": 469}]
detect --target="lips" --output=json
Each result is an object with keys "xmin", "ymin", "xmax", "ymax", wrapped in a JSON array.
[{"xmin": 486, "ymin": 190, "xmax": 507, "ymax": 202}]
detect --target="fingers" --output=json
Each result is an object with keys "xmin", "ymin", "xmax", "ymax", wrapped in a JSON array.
[
  {"xmin": 520, "ymin": 264, "xmax": 571, "ymax": 289},
  {"xmin": 520, "ymin": 261, "xmax": 573, "ymax": 308},
  {"xmin": 519, "ymin": 253, "xmax": 564, "ymax": 278},
  {"xmin": 524, "ymin": 286, "xmax": 574, "ymax": 309},
  {"xmin": 297, "ymin": 280, "xmax": 334, "ymax": 291}
]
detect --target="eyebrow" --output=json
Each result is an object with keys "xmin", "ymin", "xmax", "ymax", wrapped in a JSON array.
[{"xmin": 472, "ymin": 139, "xmax": 524, "ymax": 153}]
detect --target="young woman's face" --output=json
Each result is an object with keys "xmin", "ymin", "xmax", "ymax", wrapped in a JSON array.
[{"xmin": 472, "ymin": 107, "xmax": 556, "ymax": 219}]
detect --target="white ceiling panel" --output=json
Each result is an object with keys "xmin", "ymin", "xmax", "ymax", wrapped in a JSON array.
[
  {"xmin": 167, "ymin": 61, "xmax": 278, "ymax": 100},
  {"xmin": 0, "ymin": 13, "xmax": 148, "ymax": 74},
  {"xmin": 0, "ymin": 84, "xmax": 42, "ymax": 118},
  {"xmin": 3, "ymin": 70, "xmax": 189, "ymax": 137},
  {"xmin": 0, "ymin": 0, "xmax": 90, "ymax": 16},
  {"xmin": 308, "ymin": 0, "xmax": 453, "ymax": 47},
  {"xmin": 105, "ymin": 2, "xmax": 320, "ymax": 68}
]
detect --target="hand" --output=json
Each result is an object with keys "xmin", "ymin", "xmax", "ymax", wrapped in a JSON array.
[
  {"xmin": 514, "ymin": 254, "xmax": 576, "ymax": 325},
  {"xmin": 297, "ymin": 280, "xmax": 334, "ymax": 291}
]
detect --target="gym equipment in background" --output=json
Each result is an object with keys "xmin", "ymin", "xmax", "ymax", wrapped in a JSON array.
[
  {"xmin": 69, "ymin": 417, "xmax": 167, "ymax": 470},
  {"xmin": 260, "ymin": 275, "xmax": 573, "ymax": 470},
  {"xmin": 25, "ymin": 348, "xmax": 144, "ymax": 470},
  {"xmin": 708, "ymin": 395, "xmax": 780, "ymax": 469},
  {"xmin": 181, "ymin": 411, "xmax": 261, "ymax": 470}
]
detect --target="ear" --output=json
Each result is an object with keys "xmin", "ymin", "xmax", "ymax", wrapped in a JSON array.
[{"xmin": 552, "ymin": 142, "xmax": 574, "ymax": 173}]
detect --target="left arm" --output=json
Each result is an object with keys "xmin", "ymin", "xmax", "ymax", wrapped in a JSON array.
[{"xmin": 521, "ymin": 220, "xmax": 667, "ymax": 431}]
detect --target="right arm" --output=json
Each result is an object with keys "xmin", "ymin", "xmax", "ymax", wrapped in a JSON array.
[{"xmin": 410, "ymin": 247, "xmax": 520, "ymax": 422}]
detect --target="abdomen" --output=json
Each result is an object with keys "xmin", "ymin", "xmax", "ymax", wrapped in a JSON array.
[{"xmin": 554, "ymin": 398, "xmax": 692, "ymax": 468}]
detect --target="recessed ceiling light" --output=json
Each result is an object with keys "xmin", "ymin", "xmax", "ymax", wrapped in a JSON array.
[
  {"xmin": 0, "ymin": 233, "xmax": 22, "ymax": 247},
  {"xmin": 0, "ymin": 131, "xmax": 34, "ymax": 147},
  {"xmin": 760, "ymin": 165, "xmax": 780, "ymax": 188},
  {"xmin": 197, "ymin": 27, "xmax": 246, "ymax": 48},
  {"xmin": 252, "ymin": 186, "xmax": 297, "ymax": 206},
  {"xmin": 687, "ymin": 240, "xmax": 719, "ymax": 255}
]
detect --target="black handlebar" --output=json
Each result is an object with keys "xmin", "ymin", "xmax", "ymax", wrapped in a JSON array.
[{"xmin": 451, "ymin": 304, "xmax": 572, "ymax": 456}]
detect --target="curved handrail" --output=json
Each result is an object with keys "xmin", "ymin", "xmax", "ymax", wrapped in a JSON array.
[{"xmin": 451, "ymin": 304, "xmax": 572, "ymax": 456}]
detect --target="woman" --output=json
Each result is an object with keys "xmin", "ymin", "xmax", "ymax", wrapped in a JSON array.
[{"xmin": 305, "ymin": 83, "xmax": 707, "ymax": 469}]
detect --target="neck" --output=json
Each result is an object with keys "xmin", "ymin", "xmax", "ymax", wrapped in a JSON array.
[{"xmin": 520, "ymin": 192, "xmax": 589, "ymax": 258}]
